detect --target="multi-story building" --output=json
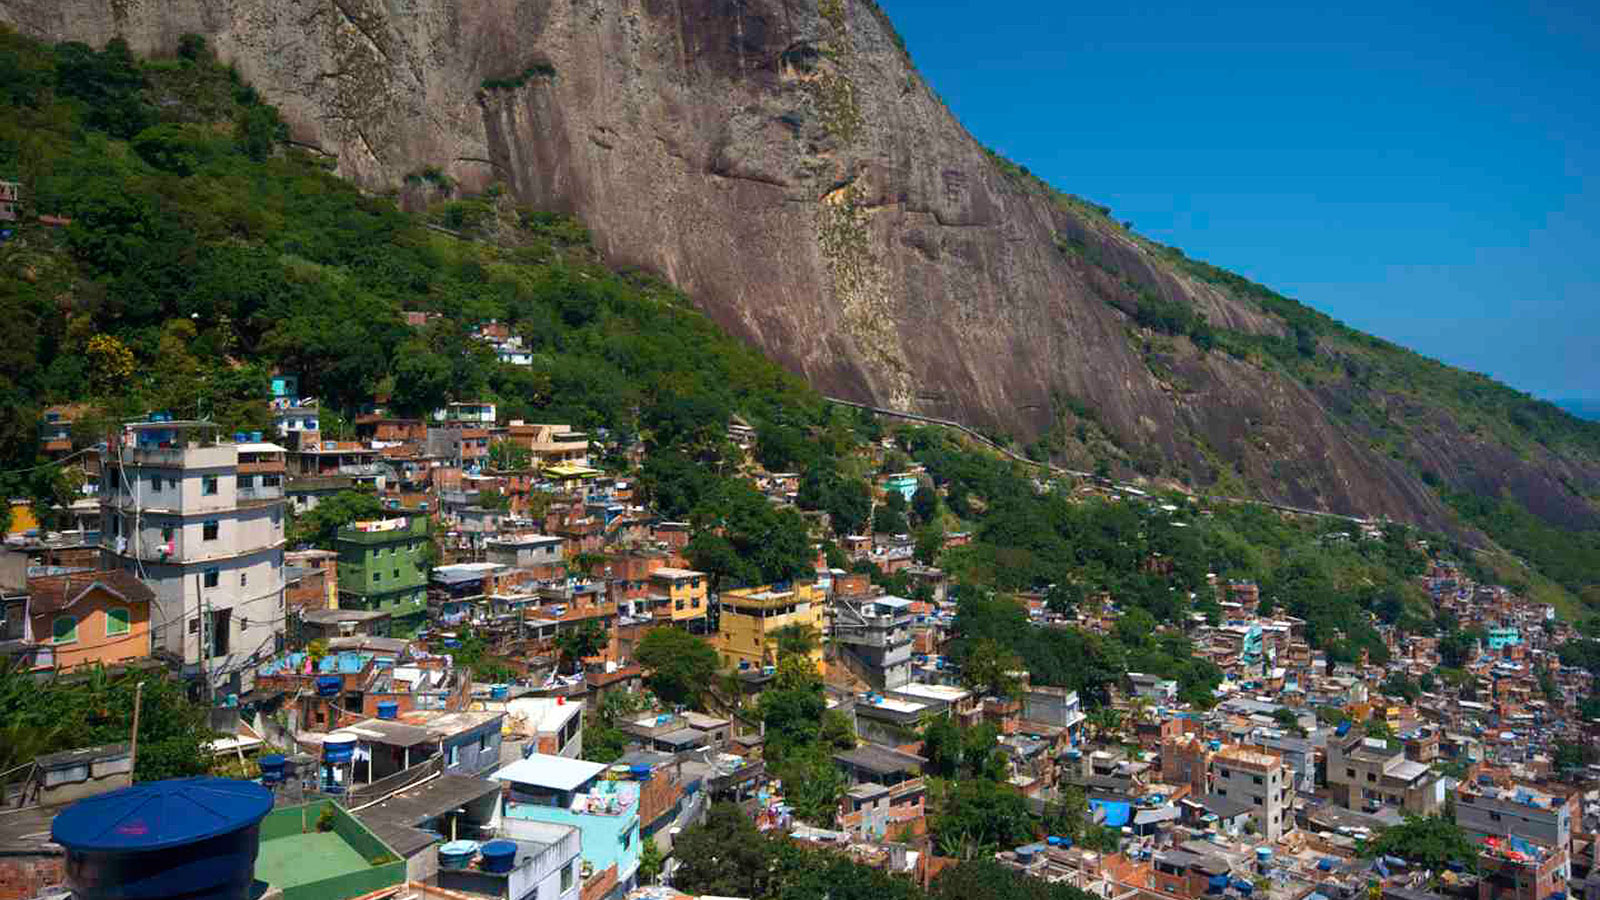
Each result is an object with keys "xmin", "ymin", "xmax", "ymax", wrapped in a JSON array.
[
  {"xmin": 1456, "ymin": 782, "xmax": 1572, "ymax": 875},
  {"xmin": 334, "ymin": 514, "xmax": 431, "ymax": 633},
  {"xmin": 832, "ymin": 594, "xmax": 913, "ymax": 690},
  {"xmin": 1211, "ymin": 745, "xmax": 1294, "ymax": 842},
  {"xmin": 715, "ymin": 581, "xmax": 824, "ymax": 672},
  {"xmin": 507, "ymin": 422, "xmax": 590, "ymax": 470},
  {"xmin": 434, "ymin": 402, "xmax": 498, "ymax": 426},
  {"xmin": 486, "ymin": 534, "xmax": 566, "ymax": 579},
  {"xmin": 495, "ymin": 754, "xmax": 642, "ymax": 899},
  {"xmin": 289, "ymin": 440, "xmax": 384, "ymax": 491},
  {"xmin": 1326, "ymin": 733, "xmax": 1444, "ymax": 816},
  {"xmin": 647, "ymin": 567, "xmax": 709, "ymax": 630},
  {"xmin": 39, "ymin": 404, "xmax": 88, "ymax": 459},
  {"xmin": 99, "ymin": 420, "xmax": 286, "ymax": 696},
  {"xmin": 1478, "ymin": 840, "xmax": 1569, "ymax": 900}
]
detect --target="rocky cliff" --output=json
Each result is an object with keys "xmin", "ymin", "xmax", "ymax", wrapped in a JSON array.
[{"xmin": 6, "ymin": 0, "xmax": 1598, "ymax": 531}]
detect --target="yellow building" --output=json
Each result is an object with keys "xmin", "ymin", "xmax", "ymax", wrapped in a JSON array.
[
  {"xmin": 649, "ymin": 567, "xmax": 709, "ymax": 629},
  {"xmin": 715, "ymin": 582, "xmax": 824, "ymax": 672}
]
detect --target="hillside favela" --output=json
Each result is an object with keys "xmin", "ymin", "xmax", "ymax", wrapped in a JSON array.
[{"xmin": 0, "ymin": 3, "xmax": 1597, "ymax": 900}]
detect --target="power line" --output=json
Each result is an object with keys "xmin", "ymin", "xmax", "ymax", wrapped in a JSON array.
[{"xmin": 0, "ymin": 447, "xmax": 93, "ymax": 477}]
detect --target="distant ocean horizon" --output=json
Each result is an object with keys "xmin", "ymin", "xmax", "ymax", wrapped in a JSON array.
[{"xmin": 1555, "ymin": 399, "xmax": 1600, "ymax": 421}]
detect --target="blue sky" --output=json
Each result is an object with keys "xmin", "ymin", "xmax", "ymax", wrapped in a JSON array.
[{"xmin": 876, "ymin": 0, "xmax": 1599, "ymax": 401}]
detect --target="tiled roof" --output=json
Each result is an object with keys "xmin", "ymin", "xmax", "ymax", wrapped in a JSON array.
[{"xmin": 27, "ymin": 570, "xmax": 156, "ymax": 614}]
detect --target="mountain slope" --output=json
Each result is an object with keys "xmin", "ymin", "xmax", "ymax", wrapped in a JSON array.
[{"xmin": 5, "ymin": 0, "xmax": 1598, "ymax": 535}]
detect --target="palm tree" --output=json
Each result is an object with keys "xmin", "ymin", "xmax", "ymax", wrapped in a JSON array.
[{"xmin": 771, "ymin": 623, "xmax": 820, "ymax": 659}]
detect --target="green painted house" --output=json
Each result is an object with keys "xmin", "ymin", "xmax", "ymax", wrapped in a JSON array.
[{"xmin": 335, "ymin": 514, "xmax": 431, "ymax": 632}]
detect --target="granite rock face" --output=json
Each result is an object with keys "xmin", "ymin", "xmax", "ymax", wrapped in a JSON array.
[{"xmin": 5, "ymin": 0, "xmax": 1596, "ymax": 529}]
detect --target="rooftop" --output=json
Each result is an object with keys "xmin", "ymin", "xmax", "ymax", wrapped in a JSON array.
[
  {"xmin": 834, "ymin": 744, "xmax": 925, "ymax": 777},
  {"xmin": 493, "ymin": 754, "xmax": 609, "ymax": 792}
]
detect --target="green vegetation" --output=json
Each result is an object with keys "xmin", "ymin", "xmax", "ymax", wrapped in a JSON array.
[
  {"xmin": 634, "ymin": 626, "xmax": 721, "ymax": 709},
  {"xmin": 1361, "ymin": 816, "xmax": 1479, "ymax": 872},
  {"xmin": 286, "ymin": 490, "xmax": 385, "ymax": 549},
  {"xmin": 671, "ymin": 802, "xmax": 1102, "ymax": 900},
  {"xmin": 0, "ymin": 663, "xmax": 216, "ymax": 783},
  {"xmin": 480, "ymin": 62, "xmax": 556, "ymax": 91}
]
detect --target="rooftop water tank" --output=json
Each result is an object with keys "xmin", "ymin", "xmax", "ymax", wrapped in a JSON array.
[
  {"xmin": 479, "ymin": 840, "xmax": 517, "ymax": 874},
  {"xmin": 439, "ymin": 840, "xmax": 479, "ymax": 871},
  {"xmin": 323, "ymin": 732, "xmax": 358, "ymax": 763},
  {"xmin": 376, "ymin": 701, "xmax": 399, "ymax": 720},
  {"xmin": 490, "ymin": 684, "xmax": 509, "ymax": 701},
  {"xmin": 315, "ymin": 675, "xmax": 342, "ymax": 697},
  {"xmin": 51, "ymin": 777, "xmax": 274, "ymax": 900},
  {"xmin": 258, "ymin": 755, "xmax": 286, "ymax": 784}
]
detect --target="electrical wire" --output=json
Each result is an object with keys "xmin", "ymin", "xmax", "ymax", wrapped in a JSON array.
[{"xmin": 0, "ymin": 447, "xmax": 93, "ymax": 476}]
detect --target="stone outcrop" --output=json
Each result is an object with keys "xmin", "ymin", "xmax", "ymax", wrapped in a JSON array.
[{"xmin": 5, "ymin": 0, "xmax": 1596, "ymax": 529}]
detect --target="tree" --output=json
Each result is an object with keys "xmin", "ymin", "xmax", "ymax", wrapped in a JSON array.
[
  {"xmin": 287, "ymin": 490, "xmax": 385, "ymax": 548},
  {"xmin": 915, "ymin": 523, "xmax": 946, "ymax": 565},
  {"xmin": 637, "ymin": 838, "xmax": 664, "ymax": 885},
  {"xmin": 488, "ymin": 439, "xmax": 532, "ymax": 470},
  {"xmin": 554, "ymin": 621, "xmax": 607, "ymax": 675},
  {"xmin": 688, "ymin": 480, "xmax": 812, "ymax": 586},
  {"xmin": 873, "ymin": 503, "xmax": 909, "ymax": 536},
  {"xmin": 1363, "ymin": 816, "xmax": 1478, "ymax": 871},
  {"xmin": 959, "ymin": 637, "xmax": 1023, "ymax": 700},
  {"xmin": 671, "ymin": 803, "xmax": 778, "ymax": 899},
  {"xmin": 935, "ymin": 779, "xmax": 1034, "ymax": 853},
  {"xmin": 930, "ymin": 858, "xmax": 1105, "ymax": 900},
  {"xmin": 635, "ymin": 627, "xmax": 720, "ymax": 709},
  {"xmin": 776, "ymin": 746, "xmax": 845, "ymax": 825},
  {"xmin": 772, "ymin": 623, "xmax": 820, "ymax": 659},
  {"xmin": 0, "ymin": 664, "xmax": 216, "ymax": 783},
  {"xmin": 912, "ymin": 481, "xmax": 939, "ymax": 524}
]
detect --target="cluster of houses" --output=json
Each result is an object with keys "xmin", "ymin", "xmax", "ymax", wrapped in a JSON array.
[{"xmin": 4, "ymin": 398, "xmax": 1600, "ymax": 900}]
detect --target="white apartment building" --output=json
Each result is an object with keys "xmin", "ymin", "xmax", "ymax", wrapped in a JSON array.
[
  {"xmin": 1212, "ymin": 745, "xmax": 1295, "ymax": 842},
  {"xmin": 100, "ymin": 419, "xmax": 287, "ymax": 697}
]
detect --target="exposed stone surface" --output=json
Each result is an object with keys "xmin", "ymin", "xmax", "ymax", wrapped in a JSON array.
[{"xmin": 5, "ymin": 0, "xmax": 1596, "ymax": 530}]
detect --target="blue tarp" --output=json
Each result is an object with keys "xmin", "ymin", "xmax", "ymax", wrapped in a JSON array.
[
  {"xmin": 51, "ymin": 777, "xmax": 273, "ymax": 852},
  {"xmin": 1208, "ymin": 875, "xmax": 1229, "ymax": 894},
  {"xmin": 1091, "ymin": 800, "xmax": 1131, "ymax": 828}
]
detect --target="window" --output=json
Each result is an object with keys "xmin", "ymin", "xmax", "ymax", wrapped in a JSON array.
[
  {"xmin": 1366, "ymin": 773, "xmax": 1376, "ymax": 782},
  {"xmin": 189, "ymin": 617, "xmax": 200, "ymax": 634},
  {"xmin": 263, "ymin": 475, "xmax": 281, "ymax": 488},
  {"xmin": 52, "ymin": 616, "xmax": 78, "ymax": 644},
  {"xmin": 1254, "ymin": 796, "xmax": 1263, "ymax": 805},
  {"xmin": 392, "ymin": 569, "xmax": 399, "ymax": 580},
  {"xmin": 149, "ymin": 475, "xmax": 163, "ymax": 492},
  {"xmin": 203, "ymin": 521, "xmax": 219, "ymax": 541},
  {"xmin": 373, "ymin": 572, "xmax": 382, "ymax": 583},
  {"xmin": 204, "ymin": 568, "xmax": 220, "ymax": 588},
  {"xmin": 561, "ymin": 863, "xmax": 575, "ymax": 892},
  {"xmin": 449, "ymin": 744, "xmax": 460, "ymax": 767},
  {"xmin": 1253, "ymin": 775, "xmax": 1264, "ymax": 785},
  {"xmin": 240, "ymin": 572, "xmax": 248, "ymax": 587},
  {"xmin": 202, "ymin": 476, "xmax": 218, "ymax": 495},
  {"xmin": 106, "ymin": 606, "xmax": 130, "ymax": 636},
  {"xmin": 238, "ymin": 475, "xmax": 254, "ymax": 489},
  {"xmin": 1346, "ymin": 768, "xmax": 1356, "ymax": 779}
]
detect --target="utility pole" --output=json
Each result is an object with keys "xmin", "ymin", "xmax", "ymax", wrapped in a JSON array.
[{"xmin": 129, "ymin": 681, "xmax": 145, "ymax": 782}]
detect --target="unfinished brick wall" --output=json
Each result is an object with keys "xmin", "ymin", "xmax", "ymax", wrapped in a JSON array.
[{"xmin": 0, "ymin": 855, "xmax": 64, "ymax": 900}]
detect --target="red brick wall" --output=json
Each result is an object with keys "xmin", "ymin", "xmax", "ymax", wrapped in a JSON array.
[
  {"xmin": 0, "ymin": 855, "xmax": 64, "ymax": 900},
  {"xmin": 580, "ymin": 864, "xmax": 617, "ymax": 900}
]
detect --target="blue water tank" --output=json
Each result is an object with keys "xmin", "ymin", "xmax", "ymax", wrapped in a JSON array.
[
  {"xmin": 376, "ymin": 701, "xmax": 399, "ymax": 720},
  {"xmin": 439, "ymin": 840, "xmax": 479, "ymax": 870},
  {"xmin": 51, "ymin": 777, "xmax": 274, "ymax": 900},
  {"xmin": 490, "ymin": 684, "xmax": 509, "ymax": 701},
  {"xmin": 316, "ymin": 675, "xmax": 342, "ymax": 697},
  {"xmin": 258, "ymin": 755, "xmax": 286, "ymax": 784},
  {"xmin": 323, "ymin": 732, "xmax": 358, "ymax": 763},
  {"xmin": 479, "ymin": 840, "xmax": 517, "ymax": 874}
]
